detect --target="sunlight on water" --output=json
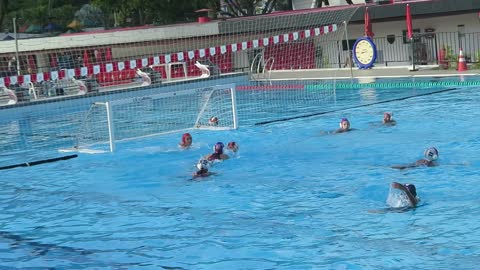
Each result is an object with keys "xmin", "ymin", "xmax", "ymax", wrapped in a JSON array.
[{"xmin": 0, "ymin": 80, "xmax": 480, "ymax": 269}]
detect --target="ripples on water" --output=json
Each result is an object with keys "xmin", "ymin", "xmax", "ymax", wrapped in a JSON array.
[{"xmin": 0, "ymin": 85, "xmax": 479, "ymax": 269}]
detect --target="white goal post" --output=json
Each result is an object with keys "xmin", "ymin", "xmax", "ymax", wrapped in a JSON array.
[{"xmin": 69, "ymin": 83, "xmax": 237, "ymax": 153}]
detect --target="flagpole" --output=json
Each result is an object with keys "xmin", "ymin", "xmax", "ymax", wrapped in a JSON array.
[
  {"xmin": 410, "ymin": 36, "xmax": 417, "ymax": 71},
  {"xmin": 13, "ymin": 17, "xmax": 21, "ymax": 76},
  {"xmin": 344, "ymin": 21, "xmax": 353, "ymax": 81}
]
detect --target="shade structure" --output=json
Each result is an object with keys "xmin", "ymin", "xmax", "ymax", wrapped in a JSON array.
[
  {"xmin": 364, "ymin": 7, "xmax": 374, "ymax": 38},
  {"xmin": 406, "ymin": 4, "xmax": 413, "ymax": 40}
]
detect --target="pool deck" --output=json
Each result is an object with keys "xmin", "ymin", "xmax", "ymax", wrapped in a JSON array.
[{"xmin": 259, "ymin": 65, "xmax": 480, "ymax": 81}]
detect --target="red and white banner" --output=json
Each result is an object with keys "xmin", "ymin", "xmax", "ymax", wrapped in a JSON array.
[{"xmin": 0, "ymin": 24, "xmax": 337, "ymax": 87}]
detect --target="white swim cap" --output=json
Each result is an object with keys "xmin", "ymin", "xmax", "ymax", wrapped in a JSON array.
[
  {"xmin": 197, "ymin": 159, "xmax": 209, "ymax": 170},
  {"xmin": 424, "ymin": 147, "xmax": 439, "ymax": 161}
]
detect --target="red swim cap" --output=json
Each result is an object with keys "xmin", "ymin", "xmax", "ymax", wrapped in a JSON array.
[{"xmin": 182, "ymin": 133, "xmax": 192, "ymax": 144}]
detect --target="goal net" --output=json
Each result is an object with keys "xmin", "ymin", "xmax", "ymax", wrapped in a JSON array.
[
  {"xmin": 72, "ymin": 84, "xmax": 237, "ymax": 152},
  {"xmin": 0, "ymin": 5, "xmax": 360, "ymax": 160}
]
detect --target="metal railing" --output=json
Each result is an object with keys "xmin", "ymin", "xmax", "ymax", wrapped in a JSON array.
[{"xmin": 372, "ymin": 32, "xmax": 480, "ymax": 67}]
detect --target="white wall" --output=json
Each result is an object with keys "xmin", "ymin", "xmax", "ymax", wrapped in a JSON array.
[
  {"xmin": 292, "ymin": 0, "xmax": 365, "ymax": 9},
  {"xmin": 343, "ymin": 13, "xmax": 479, "ymax": 65}
]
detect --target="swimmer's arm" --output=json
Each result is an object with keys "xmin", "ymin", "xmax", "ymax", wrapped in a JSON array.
[
  {"xmin": 391, "ymin": 182, "xmax": 417, "ymax": 207},
  {"xmin": 192, "ymin": 171, "xmax": 215, "ymax": 179},
  {"xmin": 391, "ymin": 163, "xmax": 417, "ymax": 170}
]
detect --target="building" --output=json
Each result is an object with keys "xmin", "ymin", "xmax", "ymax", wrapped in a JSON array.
[{"xmin": 0, "ymin": 0, "xmax": 478, "ymax": 87}]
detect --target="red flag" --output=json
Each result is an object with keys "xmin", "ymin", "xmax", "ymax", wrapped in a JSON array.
[
  {"xmin": 83, "ymin": 50, "xmax": 89, "ymax": 66},
  {"xmin": 364, "ymin": 7, "xmax": 374, "ymax": 38},
  {"xmin": 406, "ymin": 4, "xmax": 413, "ymax": 40}
]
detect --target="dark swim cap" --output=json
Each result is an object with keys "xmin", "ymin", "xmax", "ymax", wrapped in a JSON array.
[
  {"xmin": 404, "ymin": 184, "xmax": 417, "ymax": 197},
  {"xmin": 214, "ymin": 142, "xmax": 224, "ymax": 154}
]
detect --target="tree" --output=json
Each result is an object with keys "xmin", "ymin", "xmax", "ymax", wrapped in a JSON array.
[
  {"xmin": 75, "ymin": 4, "xmax": 104, "ymax": 28},
  {"xmin": 0, "ymin": 0, "xmax": 8, "ymax": 29},
  {"xmin": 220, "ymin": 0, "xmax": 279, "ymax": 17}
]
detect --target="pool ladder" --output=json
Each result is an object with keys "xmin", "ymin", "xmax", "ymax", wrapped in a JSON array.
[{"xmin": 250, "ymin": 53, "xmax": 274, "ymax": 85}]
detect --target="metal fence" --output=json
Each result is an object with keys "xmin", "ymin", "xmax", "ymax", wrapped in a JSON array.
[{"xmin": 372, "ymin": 31, "xmax": 480, "ymax": 67}]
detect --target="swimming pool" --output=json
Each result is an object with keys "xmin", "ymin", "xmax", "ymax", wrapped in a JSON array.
[{"xmin": 1, "ymin": 76, "xmax": 479, "ymax": 269}]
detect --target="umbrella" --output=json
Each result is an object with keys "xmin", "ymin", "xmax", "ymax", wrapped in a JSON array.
[
  {"xmin": 2, "ymin": 35, "xmax": 14, "ymax": 40},
  {"xmin": 364, "ymin": 7, "xmax": 374, "ymax": 38},
  {"xmin": 406, "ymin": 4, "xmax": 413, "ymax": 40},
  {"xmin": 18, "ymin": 24, "xmax": 29, "ymax": 33},
  {"xmin": 25, "ymin": 24, "xmax": 43, "ymax": 33},
  {"xmin": 67, "ymin": 19, "xmax": 83, "ymax": 29},
  {"xmin": 44, "ymin": 23, "xmax": 60, "ymax": 32},
  {"xmin": 83, "ymin": 50, "xmax": 89, "ymax": 66}
]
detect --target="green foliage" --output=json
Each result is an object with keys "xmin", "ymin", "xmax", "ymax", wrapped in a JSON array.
[
  {"xmin": 472, "ymin": 50, "xmax": 480, "ymax": 69},
  {"xmin": 2, "ymin": 0, "xmax": 89, "ymax": 32},
  {"xmin": 75, "ymin": 4, "xmax": 104, "ymax": 28},
  {"xmin": 443, "ymin": 45, "xmax": 458, "ymax": 70}
]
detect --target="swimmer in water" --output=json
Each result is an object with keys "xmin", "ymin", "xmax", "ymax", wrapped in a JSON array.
[
  {"xmin": 179, "ymin": 133, "xmax": 193, "ymax": 149},
  {"xmin": 205, "ymin": 142, "xmax": 229, "ymax": 161},
  {"xmin": 391, "ymin": 147, "xmax": 439, "ymax": 170},
  {"xmin": 390, "ymin": 182, "xmax": 419, "ymax": 207},
  {"xmin": 334, "ymin": 118, "xmax": 353, "ymax": 134},
  {"xmin": 383, "ymin": 112, "xmax": 396, "ymax": 126},
  {"xmin": 227, "ymin": 141, "xmax": 239, "ymax": 153},
  {"xmin": 209, "ymin": 116, "xmax": 219, "ymax": 126},
  {"xmin": 192, "ymin": 159, "xmax": 213, "ymax": 179}
]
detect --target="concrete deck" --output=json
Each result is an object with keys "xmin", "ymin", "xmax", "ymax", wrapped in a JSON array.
[{"xmin": 255, "ymin": 65, "xmax": 480, "ymax": 81}]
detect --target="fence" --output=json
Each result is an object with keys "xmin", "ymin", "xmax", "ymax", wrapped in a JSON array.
[{"xmin": 371, "ymin": 31, "xmax": 480, "ymax": 67}]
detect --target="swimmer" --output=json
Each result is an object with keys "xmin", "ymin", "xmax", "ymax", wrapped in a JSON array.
[
  {"xmin": 179, "ymin": 133, "xmax": 192, "ymax": 149},
  {"xmin": 227, "ymin": 141, "xmax": 239, "ymax": 153},
  {"xmin": 391, "ymin": 147, "xmax": 439, "ymax": 170},
  {"xmin": 390, "ymin": 182, "xmax": 419, "ymax": 207},
  {"xmin": 205, "ymin": 142, "xmax": 229, "ymax": 161},
  {"xmin": 334, "ymin": 118, "xmax": 353, "ymax": 134},
  {"xmin": 383, "ymin": 112, "xmax": 396, "ymax": 126},
  {"xmin": 209, "ymin": 116, "xmax": 219, "ymax": 126},
  {"xmin": 192, "ymin": 159, "xmax": 213, "ymax": 179}
]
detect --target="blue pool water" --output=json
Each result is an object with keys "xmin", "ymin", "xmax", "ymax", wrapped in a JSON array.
[{"xmin": 1, "ymin": 78, "xmax": 480, "ymax": 269}]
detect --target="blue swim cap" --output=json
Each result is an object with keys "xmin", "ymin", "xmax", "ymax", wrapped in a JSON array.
[
  {"xmin": 213, "ymin": 142, "xmax": 224, "ymax": 154},
  {"xmin": 404, "ymin": 183, "xmax": 417, "ymax": 197},
  {"xmin": 424, "ymin": 147, "xmax": 439, "ymax": 161},
  {"xmin": 339, "ymin": 118, "xmax": 350, "ymax": 128}
]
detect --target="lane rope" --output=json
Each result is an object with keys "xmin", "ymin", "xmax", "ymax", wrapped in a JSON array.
[
  {"xmin": 255, "ymin": 87, "xmax": 459, "ymax": 125},
  {"xmin": 0, "ymin": 154, "xmax": 78, "ymax": 171}
]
